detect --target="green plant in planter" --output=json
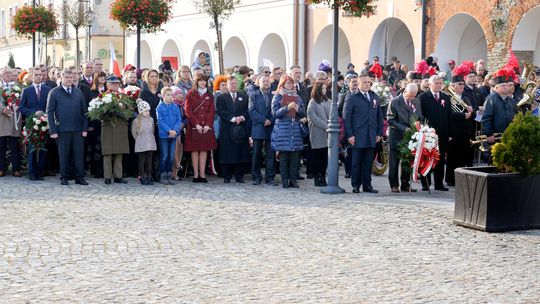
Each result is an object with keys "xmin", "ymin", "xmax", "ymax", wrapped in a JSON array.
[{"xmin": 492, "ymin": 112, "xmax": 540, "ymax": 176}]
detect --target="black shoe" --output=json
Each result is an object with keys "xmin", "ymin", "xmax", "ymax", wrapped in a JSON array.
[
  {"xmin": 114, "ymin": 178, "xmax": 128, "ymax": 184},
  {"xmin": 224, "ymin": 179, "xmax": 231, "ymax": 184},
  {"xmin": 29, "ymin": 175, "xmax": 37, "ymax": 181},
  {"xmin": 289, "ymin": 181, "xmax": 299, "ymax": 188},
  {"xmin": 76, "ymin": 178, "xmax": 89, "ymax": 186},
  {"xmin": 36, "ymin": 176, "xmax": 44, "ymax": 181},
  {"xmin": 297, "ymin": 175, "xmax": 305, "ymax": 180},
  {"xmin": 147, "ymin": 176, "xmax": 154, "ymax": 185},
  {"xmin": 306, "ymin": 173, "xmax": 314, "ymax": 179},
  {"xmin": 446, "ymin": 182, "xmax": 455, "ymax": 187},
  {"xmin": 352, "ymin": 187, "xmax": 360, "ymax": 193},
  {"xmin": 200, "ymin": 178, "xmax": 208, "ymax": 183},
  {"xmin": 363, "ymin": 187, "xmax": 379, "ymax": 193},
  {"xmin": 435, "ymin": 186, "xmax": 449, "ymax": 191},
  {"xmin": 60, "ymin": 178, "xmax": 69, "ymax": 185},
  {"xmin": 253, "ymin": 179, "xmax": 261, "ymax": 185},
  {"xmin": 104, "ymin": 178, "xmax": 112, "ymax": 185},
  {"xmin": 236, "ymin": 178, "xmax": 245, "ymax": 184},
  {"xmin": 140, "ymin": 176, "xmax": 148, "ymax": 185},
  {"xmin": 314, "ymin": 177, "xmax": 321, "ymax": 187},
  {"xmin": 345, "ymin": 173, "xmax": 351, "ymax": 178},
  {"xmin": 282, "ymin": 179, "xmax": 289, "ymax": 188},
  {"xmin": 421, "ymin": 186, "xmax": 430, "ymax": 191},
  {"xmin": 319, "ymin": 177, "xmax": 327, "ymax": 187}
]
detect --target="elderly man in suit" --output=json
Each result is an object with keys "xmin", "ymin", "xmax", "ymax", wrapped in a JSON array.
[
  {"xmin": 249, "ymin": 75, "xmax": 275, "ymax": 185},
  {"xmin": 216, "ymin": 76, "xmax": 251, "ymax": 184},
  {"xmin": 418, "ymin": 75, "xmax": 453, "ymax": 191},
  {"xmin": 387, "ymin": 83, "xmax": 422, "ymax": 193},
  {"xmin": 46, "ymin": 68, "xmax": 89, "ymax": 186},
  {"xmin": 19, "ymin": 68, "xmax": 52, "ymax": 181},
  {"xmin": 343, "ymin": 73, "xmax": 384, "ymax": 194}
]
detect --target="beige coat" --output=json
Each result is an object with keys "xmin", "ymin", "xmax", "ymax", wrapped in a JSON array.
[
  {"xmin": 0, "ymin": 103, "xmax": 22, "ymax": 137},
  {"xmin": 101, "ymin": 120, "xmax": 130, "ymax": 155},
  {"xmin": 307, "ymin": 99, "xmax": 330, "ymax": 149},
  {"xmin": 131, "ymin": 116, "xmax": 157, "ymax": 153}
]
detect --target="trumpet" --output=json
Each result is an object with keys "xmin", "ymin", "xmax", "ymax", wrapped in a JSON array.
[
  {"xmin": 444, "ymin": 84, "xmax": 470, "ymax": 113},
  {"xmin": 470, "ymin": 133, "xmax": 503, "ymax": 145}
]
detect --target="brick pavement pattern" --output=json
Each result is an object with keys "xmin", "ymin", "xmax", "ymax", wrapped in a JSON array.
[{"xmin": 0, "ymin": 174, "xmax": 539, "ymax": 303}]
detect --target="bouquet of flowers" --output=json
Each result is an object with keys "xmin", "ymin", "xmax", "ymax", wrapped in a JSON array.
[
  {"xmin": 22, "ymin": 112, "xmax": 49, "ymax": 157},
  {"xmin": 122, "ymin": 85, "xmax": 141, "ymax": 100},
  {"xmin": 398, "ymin": 121, "xmax": 440, "ymax": 182},
  {"xmin": 371, "ymin": 81, "xmax": 392, "ymax": 106},
  {"xmin": 87, "ymin": 91, "xmax": 135, "ymax": 124},
  {"xmin": 0, "ymin": 84, "xmax": 23, "ymax": 130}
]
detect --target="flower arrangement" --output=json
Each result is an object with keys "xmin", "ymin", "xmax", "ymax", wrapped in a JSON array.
[
  {"xmin": 0, "ymin": 85, "xmax": 23, "ymax": 130},
  {"xmin": 22, "ymin": 111, "xmax": 49, "ymax": 157},
  {"xmin": 11, "ymin": 5, "xmax": 58, "ymax": 39},
  {"xmin": 399, "ymin": 121, "xmax": 440, "ymax": 181},
  {"xmin": 371, "ymin": 81, "xmax": 392, "ymax": 106},
  {"xmin": 87, "ymin": 91, "xmax": 136, "ymax": 124},
  {"xmin": 308, "ymin": 0, "xmax": 377, "ymax": 17},
  {"xmin": 110, "ymin": 0, "xmax": 173, "ymax": 32},
  {"xmin": 122, "ymin": 85, "xmax": 141, "ymax": 100}
]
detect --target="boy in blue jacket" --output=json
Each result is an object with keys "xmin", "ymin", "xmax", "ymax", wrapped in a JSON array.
[{"xmin": 156, "ymin": 87, "xmax": 181, "ymax": 185}]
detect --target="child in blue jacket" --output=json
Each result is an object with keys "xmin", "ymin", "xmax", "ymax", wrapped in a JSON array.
[{"xmin": 156, "ymin": 87, "xmax": 181, "ymax": 185}]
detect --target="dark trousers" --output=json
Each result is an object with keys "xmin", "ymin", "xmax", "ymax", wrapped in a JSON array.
[
  {"xmin": 311, "ymin": 147, "xmax": 328, "ymax": 177},
  {"xmin": 27, "ymin": 145, "xmax": 46, "ymax": 178},
  {"xmin": 446, "ymin": 140, "xmax": 472, "ymax": 184},
  {"xmin": 252, "ymin": 139, "xmax": 274, "ymax": 181},
  {"xmin": 57, "ymin": 131, "xmax": 85, "ymax": 179},
  {"xmin": 45, "ymin": 137, "xmax": 59, "ymax": 174},
  {"xmin": 421, "ymin": 144, "xmax": 447, "ymax": 188},
  {"xmin": 279, "ymin": 151, "xmax": 300, "ymax": 183},
  {"xmin": 345, "ymin": 146, "xmax": 352, "ymax": 175},
  {"xmin": 0, "ymin": 136, "xmax": 20, "ymax": 172},
  {"xmin": 137, "ymin": 151, "xmax": 153, "ymax": 177},
  {"xmin": 222, "ymin": 163, "xmax": 248, "ymax": 181},
  {"xmin": 351, "ymin": 147, "xmax": 374, "ymax": 189},
  {"xmin": 388, "ymin": 147, "xmax": 410, "ymax": 189}
]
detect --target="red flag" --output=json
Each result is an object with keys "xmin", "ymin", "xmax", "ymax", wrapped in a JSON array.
[{"xmin": 109, "ymin": 43, "xmax": 121, "ymax": 77}]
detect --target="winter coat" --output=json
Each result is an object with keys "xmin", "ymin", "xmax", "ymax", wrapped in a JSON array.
[
  {"xmin": 482, "ymin": 92, "xmax": 518, "ymax": 136},
  {"xmin": 131, "ymin": 116, "xmax": 157, "ymax": 153},
  {"xmin": 184, "ymin": 90, "xmax": 217, "ymax": 152},
  {"xmin": 0, "ymin": 103, "xmax": 21, "ymax": 137},
  {"xmin": 156, "ymin": 101, "xmax": 182, "ymax": 139},
  {"xmin": 101, "ymin": 120, "xmax": 130, "ymax": 155},
  {"xmin": 307, "ymin": 98, "xmax": 330, "ymax": 149},
  {"xmin": 271, "ymin": 92, "xmax": 305, "ymax": 152},
  {"xmin": 249, "ymin": 89, "xmax": 274, "ymax": 140}
]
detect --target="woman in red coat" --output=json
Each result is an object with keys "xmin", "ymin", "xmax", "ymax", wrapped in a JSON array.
[{"xmin": 184, "ymin": 74, "xmax": 217, "ymax": 182}]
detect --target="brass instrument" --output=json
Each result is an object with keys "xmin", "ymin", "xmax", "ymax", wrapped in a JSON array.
[
  {"xmin": 470, "ymin": 133, "xmax": 503, "ymax": 150},
  {"xmin": 444, "ymin": 84, "xmax": 470, "ymax": 113},
  {"xmin": 516, "ymin": 62, "xmax": 538, "ymax": 109}
]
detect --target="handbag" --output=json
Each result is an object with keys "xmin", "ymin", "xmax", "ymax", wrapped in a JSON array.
[{"xmin": 191, "ymin": 128, "xmax": 213, "ymax": 142}]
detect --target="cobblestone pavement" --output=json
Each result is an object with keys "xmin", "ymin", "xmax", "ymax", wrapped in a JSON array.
[{"xmin": 0, "ymin": 172, "xmax": 539, "ymax": 303}]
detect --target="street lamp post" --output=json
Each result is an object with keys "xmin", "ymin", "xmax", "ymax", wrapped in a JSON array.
[
  {"xmin": 32, "ymin": 0, "xmax": 36, "ymax": 66},
  {"xmin": 321, "ymin": 4, "xmax": 345, "ymax": 194}
]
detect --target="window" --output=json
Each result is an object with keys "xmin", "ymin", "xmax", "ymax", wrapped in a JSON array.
[
  {"xmin": 8, "ymin": 7, "xmax": 12, "ymax": 36},
  {"xmin": 1, "ymin": 10, "xmax": 5, "ymax": 37}
]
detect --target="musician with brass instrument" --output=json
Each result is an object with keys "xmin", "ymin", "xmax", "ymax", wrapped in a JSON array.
[
  {"xmin": 515, "ymin": 63, "xmax": 539, "ymax": 114},
  {"xmin": 481, "ymin": 69, "xmax": 518, "ymax": 161},
  {"xmin": 444, "ymin": 69, "xmax": 474, "ymax": 186},
  {"xmin": 387, "ymin": 83, "xmax": 422, "ymax": 193}
]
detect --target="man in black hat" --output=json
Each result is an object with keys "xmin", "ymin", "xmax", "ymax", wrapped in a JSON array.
[
  {"xmin": 445, "ymin": 73, "xmax": 474, "ymax": 186},
  {"xmin": 481, "ymin": 72, "xmax": 518, "ymax": 157},
  {"xmin": 216, "ymin": 76, "xmax": 251, "ymax": 183}
]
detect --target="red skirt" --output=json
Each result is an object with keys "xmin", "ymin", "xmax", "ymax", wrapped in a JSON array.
[{"xmin": 184, "ymin": 127, "xmax": 217, "ymax": 152}]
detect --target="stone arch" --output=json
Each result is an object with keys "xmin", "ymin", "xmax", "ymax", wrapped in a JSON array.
[
  {"xmin": 223, "ymin": 36, "xmax": 248, "ymax": 69},
  {"xmin": 257, "ymin": 33, "xmax": 287, "ymax": 71},
  {"xmin": 511, "ymin": 5, "xmax": 540, "ymax": 66},
  {"xmin": 136, "ymin": 40, "xmax": 153, "ymax": 69},
  {"xmin": 435, "ymin": 13, "xmax": 488, "ymax": 72},
  {"xmin": 161, "ymin": 39, "xmax": 182, "ymax": 70},
  {"xmin": 311, "ymin": 25, "xmax": 351, "ymax": 72},
  {"xmin": 369, "ymin": 18, "xmax": 415, "ymax": 68}
]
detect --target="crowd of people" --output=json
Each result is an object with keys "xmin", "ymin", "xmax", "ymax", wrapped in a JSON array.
[{"xmin": 0, "ymin": 50, "xmax": 537, "ymax": 193}]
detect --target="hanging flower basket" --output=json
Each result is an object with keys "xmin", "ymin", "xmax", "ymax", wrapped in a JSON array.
[
  {"xmin": 11, "ymin": 5, "xmax": 58, "ymax": 39},
  {"xmin": 308, "ymin": 0, "xmax": 377, "ymax": 17},
  {"xmin": 110, "ymin": 0, "xmax": 173, "ymax": 32}
]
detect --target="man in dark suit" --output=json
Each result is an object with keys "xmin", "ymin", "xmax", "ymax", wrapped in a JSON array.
[
  {"xmin": 343, "ymin": 73, "xmax": 384, "ymax": 194},
  {"xmin": 80, "ymin": 61, "xmax": 94, "ymax": 88},
  {"xmin": 19, "ymin": 68, "xmax": 52, "ymax": 181},
  {"xmin": 418, "ymin": 75, "xmax": 453, "ymax": 191},
  {"xmin": 46, "ymin": 68, "xmax": 89, "ymax": 186},
  {"xmin": 249, "ymin": 75, "xmax": 275, "ymax": 185},
  {"xmin": 445, "ymin": 74, "xmax": 474, "ymax": 186},
  {"xmin": 387, "ymin": 83, "xmax": 422, "ymax": 193},
  {"xmin": 216, "ymin": 76, "xmax": 251, "ymax": 183}
]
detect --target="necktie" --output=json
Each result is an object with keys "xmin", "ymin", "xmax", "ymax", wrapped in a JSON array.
[
  {"xmin": 232, "ymin": 93, "xmax": 236, "ymax": 102},
  {"xmin": 434, "ymin": 93, "xmax": 439, "ymax": 102},
  {"xmin": 67, "ymin": 87, "xmax": 71, "ymax": 95},
  {"xmin": 364, "ymin": 92, "xmax": 369, "ymax": 101},
  {"xmin": 36, "ymin": 85, "xmax": 40, "ymax": 97}
]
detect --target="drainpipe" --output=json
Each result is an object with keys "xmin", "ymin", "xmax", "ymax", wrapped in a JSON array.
[
  {"xmin": 421, "ymin": 0, "xmax": 427, "ymax": 58},
  {"xmin": 293, "ymin": 0, "xmax": 299, "ymax": 66},
  {"xmin": 297, "ymin": 1, "xmax": 306, "ymax": 70}
]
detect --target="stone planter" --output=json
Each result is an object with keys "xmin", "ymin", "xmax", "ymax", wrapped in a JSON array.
[{"xmin": 453, "ymin": 166, "xmax": 540, "ymax": 232}]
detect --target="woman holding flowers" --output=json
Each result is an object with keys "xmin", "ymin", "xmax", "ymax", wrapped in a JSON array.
[{"xmin": 0, "ymin": 83, "xmax": 22, "ymax": 177}]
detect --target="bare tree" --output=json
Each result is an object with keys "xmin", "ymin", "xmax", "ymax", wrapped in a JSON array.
[
  {"xmin": 193, "ymin": 0, "xmax": 241, "ymax": 74},
  {"xmin": 62, "ymin": 0, "xmax": 91, "ymax": 68}
]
